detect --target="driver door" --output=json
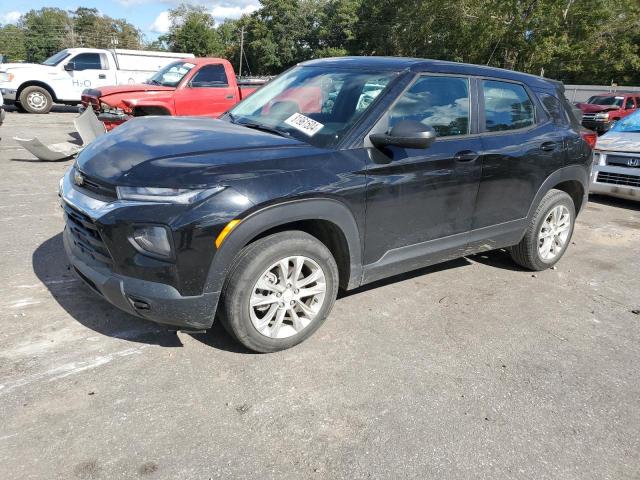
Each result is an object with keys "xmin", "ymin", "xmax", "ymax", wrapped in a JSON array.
[
  {"xmin": 362, "ymin": 75, "xmax": 482, "ymax": 281},
  {"xmin": 64, "ymin": 53, "xmax": 116, "ymax": 98}
]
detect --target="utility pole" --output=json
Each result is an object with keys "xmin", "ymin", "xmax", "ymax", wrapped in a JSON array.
[{"xmin": 238, "ymin": 26, "xmax": 245, "ymax": 78}]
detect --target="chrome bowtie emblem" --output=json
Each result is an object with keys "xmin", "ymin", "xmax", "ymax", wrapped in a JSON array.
[
  {"xmin": 73, "ymin": 170, "xmax": 84, "ymax": 186},
  {"xmin": 627, "ymin": 158, "xmax": 640, "ymax": 167}
]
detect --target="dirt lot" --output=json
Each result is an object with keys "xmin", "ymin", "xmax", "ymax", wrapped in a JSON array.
[{"xmin": 1, "ymin": 109, "xmax": 639, "ymax": 480}]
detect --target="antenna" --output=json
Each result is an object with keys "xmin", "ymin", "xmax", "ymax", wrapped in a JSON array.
[{"xmin": 238, "ymin": 26, "xmax": 245, "ymax": 78}]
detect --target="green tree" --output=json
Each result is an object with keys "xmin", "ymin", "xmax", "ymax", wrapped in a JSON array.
[
  {"xmin": 21, "ymin": 8, "xmax": 72, "ymax": 62},
  {"xmin": 0, "ymin": 24, "xmax": 27, "ymax": 61},
  {"xmin": 160, "ymin": 4, "xmax": 223, "ymax": 56}
]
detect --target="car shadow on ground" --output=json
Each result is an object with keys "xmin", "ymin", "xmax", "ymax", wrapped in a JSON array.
[
  {"xmin": 588, "ymin": 194, "xmax": 640, "ymax": 212},
  {"xmin": 33, "ymin": 233, "xmax": 184, "ymax": 348},
  {"xmin": 4, "ymin": 104, "xmax": 79, "ymax": 114}
]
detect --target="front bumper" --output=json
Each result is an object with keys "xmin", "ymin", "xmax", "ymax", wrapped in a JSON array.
[
  {"xmin": 60, "ymin": 170, "xmax": 220, "ymax": 329},
  {"xmin": 582, "ymin": 119, "xmax": 611, "ymax": 133},
  {"xmin": 590, "ymin": 164, "xmax": 640, "ymax": 201}
]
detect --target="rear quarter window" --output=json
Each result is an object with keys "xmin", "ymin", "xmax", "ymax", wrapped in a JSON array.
[{"xmin": 539, "ymin": 93, "xmax": 569, "ymax": 126}]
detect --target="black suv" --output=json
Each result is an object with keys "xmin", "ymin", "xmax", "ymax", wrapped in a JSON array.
[{"xmin": 60, "ymin": 57, "xmax": 594, "ymax": 352}]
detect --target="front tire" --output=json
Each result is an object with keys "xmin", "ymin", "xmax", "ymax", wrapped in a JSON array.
[
  {"xmin": 510, "ymin": 189, "xmax": 575, "ymax": 271},
  {"xmin": 220, "ymin": 231, "xmax": 339, "ymax": 352},
  {"xmin": 19, "ymin": 86, "xmax": 53, "ymax": 114}
]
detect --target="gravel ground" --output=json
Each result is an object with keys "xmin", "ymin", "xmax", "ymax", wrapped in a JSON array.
[{"xmin": 1, "ymin": 110, "xmax": 639, "ymax": 480}]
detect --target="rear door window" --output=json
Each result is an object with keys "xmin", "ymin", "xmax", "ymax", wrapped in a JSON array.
[
  {"xmin": 625, "ymin": 97, "xmax": 635, "ymax": 109},
  {"xmin": 387, "ymin": 75, "xmax": 470, "ymax": 137},
  {"xmin": 482, "ymin": 80, "xmax": 534, "ymax": 132},
  {"xmin": 190, "ymin": 64, "xmax": 229, "ymax": 87}
]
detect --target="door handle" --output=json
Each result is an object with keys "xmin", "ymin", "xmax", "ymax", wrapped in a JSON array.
[
  {"xmin": 540, "ymin": 141, "xmax": 557, "ymax": 152},
  {"xmin": 98, "ymin": 74, "xmax": 106, "ymax": 79},
  {"xmin": 454, "ymin": 150, "xmax": 479, "ymax": 162},
  {"xmin": 225, "ymin": 94, "xmax": 234, "ymax": 99}
]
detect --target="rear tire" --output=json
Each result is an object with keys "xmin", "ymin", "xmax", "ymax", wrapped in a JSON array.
[
  {"xmin": 220, "ymin": 231, "xmax": 339, "ymax": 353},
  {"xmin": 510, "ymin": 189, "xmax": 575, "ymax": 271},
  {"xmin": 19, "ymin": 86, "xmax": 53, "ymax": 114}
]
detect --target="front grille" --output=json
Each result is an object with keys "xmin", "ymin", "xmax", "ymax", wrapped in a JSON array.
[
  {"xmin": 76, "ymin": 172, "xmax": 117, "ymax": 201},
  {"xmin": 63, "ymin": 203, "xmax": 113, "ymax": 266},
  {"xmin": 582, "ymin": 113, "xmax": 596, "ymax": 121},
  {"xmin": 597, "ymin": 171, "xmax": 640, "ymax": 188},
  {"xmin": 607, "ymin": 155, "xmax": 640, "ymax": 168}
]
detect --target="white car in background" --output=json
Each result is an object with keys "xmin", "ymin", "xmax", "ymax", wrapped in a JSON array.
[{"xmin": 590, "ymin": 110, "xmax": 640, "ymax": 201}]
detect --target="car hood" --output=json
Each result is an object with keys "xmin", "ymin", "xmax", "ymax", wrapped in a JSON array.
[
  {"xmin": 576, "ymin": 103, "xmax": 618, "ymax": 113},
  {"xmin": 1, "ymin": 62, "xmax": 42, "ymax": 70},
  {"xmin": 85, "ymin": 84, "xmax": 175, "ymax": 98},
  {"xmin": 76, "ymin": 116, "xmax": 316, "ymax": 186},
  {"xmin": 596, "ymin": 131, "xmax": 640, "ymax": 153}
]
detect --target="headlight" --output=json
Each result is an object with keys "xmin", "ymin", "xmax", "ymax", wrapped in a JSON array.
[
  {"xmin": 593, "ymin": 151, "xmax": 605, "ymax": 166},
  {"xmin": 0, "ymin": 72, "xmax": 14, "ymax": 82},
  {"xmin": 594, "ymin": 112, "xmax": 610, "ymax": 121},
  {"xmin": 116, "ymin": 186, "xmax": 225, "ymax": 204},
  {"xmin": 130, "ymin": 225, "xmax": 173, "ymax": 258},
  {"xmin": 100, "ymin": 103, "xmax": 125, "ymax": 115}
]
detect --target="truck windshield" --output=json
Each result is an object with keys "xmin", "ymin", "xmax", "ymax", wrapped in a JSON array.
[
  {"xmin": 610, "ymin": 110, "xmax": 640, "ymax": 133},
  {"xmin": 146, "ymin": 61, "xmax": 196, "ymax": 87},
  {"xmin": 227, "ymin": 66, "xmax": 397, "ymax": 148},
  {"xmin": 587, "ymin": 96, "xmax": 624, "ymax": 107},
  {"xmin": 41, "ymin": 50, "xmax": 71, "ymax": 66}
]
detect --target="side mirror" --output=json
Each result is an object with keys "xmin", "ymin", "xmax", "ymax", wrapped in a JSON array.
[
  {"xmin": 64, "ymin": 61, "xmax": 75, "ymax": 71},
  {"xmin": 370, "ymin": 120, "xmax": 437, "ymax": 150}
]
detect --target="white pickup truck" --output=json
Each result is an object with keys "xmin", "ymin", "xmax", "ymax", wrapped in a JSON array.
[{"xmin": 0, "ymin": 48, "xmax": 194, "ymax": 114}]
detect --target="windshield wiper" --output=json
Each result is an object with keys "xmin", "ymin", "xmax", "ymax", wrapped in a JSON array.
[
  {"xmin": 146, "ymin": 79, "xmax": 160, "ymax": 85},
  {"xmin": 239, "ymin": 122, "xmax": 291, "ymax": 138}
]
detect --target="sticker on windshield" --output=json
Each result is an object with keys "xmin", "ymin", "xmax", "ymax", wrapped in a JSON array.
[{"xmin": 284, "ymin": 113, "xmax": 324, "ymax": 137}]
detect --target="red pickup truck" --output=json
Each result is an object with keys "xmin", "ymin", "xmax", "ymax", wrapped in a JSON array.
[
  {"xmin": 81, "ymin": 58, "xmax": 264, "ymax": 130},
  {"xmin": 576, "ymin": 92, "xmax": 640, "ymax": 134}
]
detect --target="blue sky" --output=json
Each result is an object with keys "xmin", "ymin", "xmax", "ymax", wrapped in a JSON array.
[{"xmin": 0, "ymin": 0, "xmax": 260, "ymax": 40}]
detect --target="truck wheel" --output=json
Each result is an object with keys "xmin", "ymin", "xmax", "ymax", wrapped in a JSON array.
[
  {"xmin": 19, "ymin": 86, "xmax": 53, "ymax": 114},
  {"xmin": 220, "ymin": 231, "xmax": 339, "ymax": 352},
  {"xmin": 510, "ymin": 189, "xmax": 575, "ymax": 271}
]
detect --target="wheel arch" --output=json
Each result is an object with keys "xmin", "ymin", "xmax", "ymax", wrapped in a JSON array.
[
  {"xmin": 526, "ymin": 165, "xmax": 589, "ymax": 221},
  {"xmin": 17, "ymin": 81, "xmax": 58, "ymax": 103},
  {"xmin": 204, "ymin": 198, "xmax": 364, "ymax": 294}
]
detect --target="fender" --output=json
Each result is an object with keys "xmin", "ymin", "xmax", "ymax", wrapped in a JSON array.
[
  {"xmin": 525, "ymin": 164, "xmax": 589, "ymax": 221},
  {"xmin": 122, "ymin": 98, "xmax": 174, "ymax": 115},
  {"xmin": 204, "ymin": 198, "xmax": 364, "ymax": 295}
]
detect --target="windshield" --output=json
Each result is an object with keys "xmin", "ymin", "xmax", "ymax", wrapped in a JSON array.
[
  {"xmin": 228, "ymin": 66, "xmax": 397, "ymax": 148},
  {"xmin": 610, "ymin": 110, "xmax": 640, "ymax": 133},
  {"xmin": 147, "ymin": 61, "xmax": 196, "ymax": 87},
  {"xmin": 587, "ymin": 95, "xmax": 623, "ymax": 107},
  {"xmin": 42, "ymin": 50, "xmax": 71, "ymax": 66}
]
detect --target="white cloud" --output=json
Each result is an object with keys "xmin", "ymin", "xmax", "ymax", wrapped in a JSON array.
[
  {"xmin": 145, "ymin": 2, "xmax": 259, "ymax": 33},
  {"xmin": 1, "ymin": 10, "xmax": 21, "ymax": 25},
  {"xmin": 211, "ymin": 4, "xmax": 259, "ymax": 23},
  {"xmin": 149, "ymin": 11, "xmax": 171, "ymax": 34}
]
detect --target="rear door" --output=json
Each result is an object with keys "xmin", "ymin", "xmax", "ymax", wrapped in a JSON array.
[
  {"xmin": 363, "ymin": 74, "xmax": 483, "ymax": 279},
  {"xmin": 471, "ymin": 79, "xmax": 566, "ymax": 230},
  {"xmin": 174, "ymin": 64, "xmax": 237, "ymax": 117}
]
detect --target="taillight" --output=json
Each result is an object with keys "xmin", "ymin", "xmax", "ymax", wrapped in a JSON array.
[{"xmin": 580, "ymin": 130, "xmax": 597, "ymax": 149}]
